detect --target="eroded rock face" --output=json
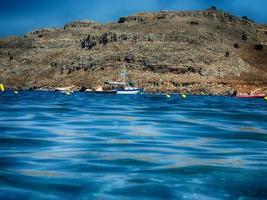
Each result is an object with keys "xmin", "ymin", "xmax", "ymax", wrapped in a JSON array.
[
  {"xmin": 118, "ymin": 16, "xmax": 147, "ymax": 23},
  {"xmin": 81, "ymin": 32, "xmax": 119, "ymax": 49},
  {"xmin": 64, "ymin": 20, "xmax": 99, "ymax": 29},
  {"xmin": 0, "ymin": 8, "xmax": 266, "ymax": 94},
  {"xmin": 81, "ymin": 32, "xmax": 143, "ymax": 49}
]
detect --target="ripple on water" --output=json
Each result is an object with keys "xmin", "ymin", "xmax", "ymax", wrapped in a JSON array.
[{"xmin": 0, "ymin": 92, "xmax": 267, "ymax": 199}]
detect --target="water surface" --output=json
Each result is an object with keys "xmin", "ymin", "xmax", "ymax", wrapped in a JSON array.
[{"xmin": 0, "ymin": 92, "xmax": 267, "ymax": 199}]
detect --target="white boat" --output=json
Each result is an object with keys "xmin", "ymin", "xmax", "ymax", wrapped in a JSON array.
[
  {"xmin": 90, "ymin": 63, "xmax": 143, "ymax": 94},
  {"xmin": 104, "ymin": 81, "xmax": 143, "ymax": 94},
  {"xmin": 115, "ymin": 63, "xmax": 143, "ymax": 94},
  {"xmin": 55, "ymin": 86, "xmax": 73, "ymax": 92},
  {"xmin": 116, "ymin": 83, "xmax": 143, "ymax": 94},
  {"xmin": 116, "ymin": 89, "xmax": 142, "ymax": 94}
]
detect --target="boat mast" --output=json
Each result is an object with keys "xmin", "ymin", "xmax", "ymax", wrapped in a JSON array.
[
  {"xmin": 123, "ymin": 63, "xmax": 126, "ymax": 83},
  {"xmin": 120, "ymin": 62, "xmax": 127, "ymax": 84}
]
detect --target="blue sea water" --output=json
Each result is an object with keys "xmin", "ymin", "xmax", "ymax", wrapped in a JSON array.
[{"xmin": 0, "ymin": 91, "xmax": 267, "ymax": 200}]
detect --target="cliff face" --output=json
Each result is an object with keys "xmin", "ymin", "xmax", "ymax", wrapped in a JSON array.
[{"xmin": 0, "ymin": 8, "xmax": 267, "ymax": 94}]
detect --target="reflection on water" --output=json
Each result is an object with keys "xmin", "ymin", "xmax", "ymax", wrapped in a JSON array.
[{"xmin": 0, "ymin": 91, "xmax": 267, "ymax": 199}]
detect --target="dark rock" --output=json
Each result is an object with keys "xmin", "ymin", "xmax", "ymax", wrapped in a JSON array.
[
  {"xmin": 67, "ymin": 69, "xmax": 72, "ymax": 74},
  {"xmin": 132, "ymin": 34, "xmax": 140, "ymax": 42},
  {"xmin": 118, "ymin": 17, "xmax": 126, "ymax": 23},
  {"xmin": 254, "ymin": 44, "xmax": 263, "ymax": 51},
  {"xmin": 124, "ymin": 54, "xmax": 135, "ymax": 63},
  {"xmin": 234, "ymin": 43, "xmax": 240, "ymax": 48},
  {"xmin": 187, "ymin": 66, "xmax": 202, "ymax": 74},
  {"xmin": 8, "ymin": 52, "xmax": 13, "ymax": 60},
  {"xmin": 119, "ymin": 34, "xmax": 128, "ymax": 41},
  {"xmin": 147, "ymin": 35, "xmax": 153, "ymax": 42},
  {"xmin": 81, "ymin": 35, "xmax": 97, "ymax": 50},
  {"xmin": 225, "ymin": 51, "xmax": 230, "ymax": 57},
  {"xmin": 157, "ymin": 14, "xmax": 168, "ymax": 20},
  {"xmin": 117, "ymin": 16, "xmax": 146, "ymax": 23},
  {"xmin": 50, "ymin": 62, "xmax": 58, "ymax": 67},
  {"xmin": 210, "ymin": 6, "xmax": 217, "ymax": 11},
  {"xmin": 241, "ymin": 16, "xmax": 254, "ymax": 23},
  {"xmin": 190, "ymin": 21, "xmax": 199, "ymax": 25},
  {"xmin": 99, "ymin": 33, "xmax": 109, "ymax": 45},
  {"xmin": 110, "ymin": 33, "xmax": 118, "ymax": 42},
  {"xmin": 79, "ymin": 86, "xmax": 87, "ymax": 92},
  {"xmin": 242, "ymin": 33, "xmax": 248, "ymax": 41}
]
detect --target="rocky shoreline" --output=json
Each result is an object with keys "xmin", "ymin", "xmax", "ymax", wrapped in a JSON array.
[
  {"xmin": 8, "ymin": 80, "xmax": 266, "ymax": 97},
  {"xmin": 0, "ymin": 8, "xmax": 267, "ymax": 95}
]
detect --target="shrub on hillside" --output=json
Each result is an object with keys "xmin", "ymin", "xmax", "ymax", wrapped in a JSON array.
[
  {"xmin": 211, "ymin": 6, "xmax": 217, "ymax": 10},
  {"xmin": 242, "ymin": 33, "xmax": 247, "ymax": 41},
  {"xmin": 190, "ymin": 21, "xmax": 199, "ymax": 25},
  {"xmin": 254, "ymin": 44, "xmax": 263, "ymax": 51},
  {"xmin": 234, "ymin": 43, "xmax": 240, "ymax": 49}
]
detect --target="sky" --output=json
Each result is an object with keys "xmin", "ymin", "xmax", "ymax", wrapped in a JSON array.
[{"xmin": 0, "ymin": 0, "xmax": 266, "ymax": 37}]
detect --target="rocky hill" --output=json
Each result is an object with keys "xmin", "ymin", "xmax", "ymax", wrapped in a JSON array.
[{"xmin": 0, "ymin": 7, "xmax": 267, "ymax": 94}]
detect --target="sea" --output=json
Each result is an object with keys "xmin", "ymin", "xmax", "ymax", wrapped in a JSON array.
[{"xmin": 0, "ymin": 91, "xmax": 267, "ymax": 200}]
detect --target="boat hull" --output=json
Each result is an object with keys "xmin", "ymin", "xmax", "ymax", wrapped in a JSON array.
[
  {"xmin": 117, "ymin": 89, "xmax": 142, "ymax": 94},
  {"xmin": 91, "ymin": 90, "xmax": 117, "ymax": 94},
  {"xmin": 236, "ymin": 94, "xmax": 265, "ymax": 98}
]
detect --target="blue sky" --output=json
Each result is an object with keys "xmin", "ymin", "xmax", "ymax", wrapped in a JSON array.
[{"xmin": 0, "ymin": 0, "xmax": 266, "ymax": 37}]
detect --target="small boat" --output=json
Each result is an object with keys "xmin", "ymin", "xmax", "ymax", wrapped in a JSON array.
[
  {"xmin": 104, "ymin": 81, "xmax": 143, "ymax": 94},
  {"xmin": 90, "ymin": 63, "xmax": 143, "ymax": 94},
  {"xmin": 236, "ymin": 93, "xmax": 266, "ymax": 98},
  {"xmin": 117, "ymin": 88, "xmax": 143, "ymax": 95},
  {"xmin": 114, "ymin": 63, "xmax": 143, "ymax": 94}
]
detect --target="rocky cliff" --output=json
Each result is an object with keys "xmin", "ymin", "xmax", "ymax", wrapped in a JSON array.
[{"xmin": 0, "ymin": 8, "xmax": 267, "ymax": 94}]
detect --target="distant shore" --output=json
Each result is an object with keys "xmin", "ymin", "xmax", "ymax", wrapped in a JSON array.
[
  {"xmin": 3, "ymin": 81, "xmax": 267, "ymax": 97},
  {"xmin": 0, "ymin": 8, "xmax": 267, "ymax": 96}
]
